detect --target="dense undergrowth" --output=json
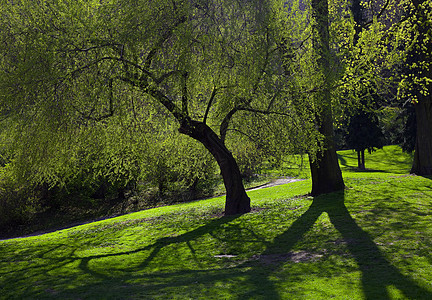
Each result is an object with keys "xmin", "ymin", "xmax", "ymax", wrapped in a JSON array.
[{"xmin": 1, "ymin": 146, "xmax": 432, "ymax": 299}]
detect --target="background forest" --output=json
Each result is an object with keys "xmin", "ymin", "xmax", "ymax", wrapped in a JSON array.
[{"xmin": 0, "ymin": 0, "xmax": 430, "ymax": 238}]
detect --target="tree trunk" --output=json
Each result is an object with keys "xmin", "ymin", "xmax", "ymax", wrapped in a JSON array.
[
  {"xmin": 357, "ymin": 150, "xmax": 366, "ymax": 170},
  {"xmin": 411, "ymin": 97, "xmax": 432, "ymax": 175},
  {"xmin": 309, "ymin": 116, "xmax": 345, "ymax": 195},
  {"xmin": 179, "ymin": 119, "xmax": 251, "ymax": 215},
  {"xmin": 407, "ymin": 0, "xmax": 432, "ymax": 175},
  {"xmin": 309, "ymin": 0, "xmax": 345, "ymax": 196},
  {"xmin": 357, "ymin": 151, "xmax": 362, "ymax": 169}
]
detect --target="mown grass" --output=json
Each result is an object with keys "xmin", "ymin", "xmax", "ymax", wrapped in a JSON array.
[{"xmin": 1, "ymin": 145, "xmax": 431, "ymax": 299}]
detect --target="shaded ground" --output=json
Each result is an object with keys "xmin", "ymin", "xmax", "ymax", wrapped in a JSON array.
[{"xmin": 1, "ymin": 177, "xmax": 302, "ymax": 240}]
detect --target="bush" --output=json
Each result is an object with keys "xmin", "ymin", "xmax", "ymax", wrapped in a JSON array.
[{"xmin": 0, "ymin": 164, "xmax": 43, "ymax": 230}]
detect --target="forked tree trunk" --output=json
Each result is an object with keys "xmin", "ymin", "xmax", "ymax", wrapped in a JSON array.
[
  {"xmin": 309, "ymin": 0, "xmax": 345, "ymax": 196},
  {"xmin": 179, "ymin": 119, "xmax": 251, "ymax": 215},
  {"xmin": 411, "ymin": 97, "xmax": 432, "ymax": 175}
]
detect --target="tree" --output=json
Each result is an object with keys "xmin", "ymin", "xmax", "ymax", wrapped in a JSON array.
[
  {"xmin": 401, "ymin": 0, "xmax": 432, "ymax": 175},
  {"xmin": 335, "ymin": 0, "xmax": 431, "ymax": 175},
  {"xmin": 346, "ymin": 107, "xmax": 385, "ymax": 170},
  {"xmin": 307, "ymin": 0, "xmax": 345, "ymax": 195},
  {"xmin": 0, "ymin": 0, "xmax": 310, "ymax": 215}
]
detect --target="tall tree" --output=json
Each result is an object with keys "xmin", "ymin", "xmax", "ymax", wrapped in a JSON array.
[
  {"xmin": 403, "ymin": 0, "xmax": 432, "ymax": 175},
  {"xmin": 308, "ymin": 0, "xmax": 345, "ymax": 195}
]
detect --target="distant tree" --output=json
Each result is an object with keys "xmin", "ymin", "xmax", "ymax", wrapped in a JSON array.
[{"xmin": 346, "ymin": 106, "xmax": 385, "ymax": 170}]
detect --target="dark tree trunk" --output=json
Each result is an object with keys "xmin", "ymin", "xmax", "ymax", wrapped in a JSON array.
[
  {"xmin": 309, "ymin": 0, "xmax": 345, "ymax": 196},
  {"xmin": 407, "ymin": 0, "xmax": 432, "ymax": 175},
  {"xmin": 411, "ymin": 97, "xmax": 432, "ymax": 175},
  {"xmin": 357, "ymin": 150, "xmax": 366, "ymax": 170},
  {"xmin": 309, "ymin": 115, "xmax": 345, "ymax": 195},
  {"xmin": 179, "ymin": 119, "xmax": 251, "ymax": 215},
  {"xmin": 357, "ymin": 151, "xmax": 361, "ymax": 169}
]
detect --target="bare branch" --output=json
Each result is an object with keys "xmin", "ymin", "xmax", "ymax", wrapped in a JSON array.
[{"xmin": 203, "ymin": 86, "xmax": 217, "ymax": 125}]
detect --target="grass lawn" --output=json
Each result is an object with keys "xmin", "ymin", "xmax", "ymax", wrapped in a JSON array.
[{"xmin": 1, "ymin": 145, "xmax": 432, "ymax": 299}]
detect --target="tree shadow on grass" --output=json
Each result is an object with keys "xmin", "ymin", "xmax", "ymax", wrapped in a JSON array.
[
  {"xmin": 14, "ymin": 191, "xmax": 431, "ymax": 299},
  {"xmin": 245, "ymin": 191, "xmax": 432, "ymax": 299},
  {"xmin": 76, "ymin": 214, "xmax": 245, "ymax": 279},
  {"xmin": 73, "ymin": 192, "xmax": 432, "ymax": 299}
]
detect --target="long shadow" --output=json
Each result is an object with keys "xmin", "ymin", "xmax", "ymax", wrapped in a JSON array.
[
  {"xmin": 246, "ymin": 191, "xmax": 432, "ymax": 299},
  {"xmin": 77, "ymin": 214, "xmax": 244, "ymax": 278},
  {"xmin": 326, "ymin": 192, "xmax": 430, "ymax": 299},
  {"xmin": 12, "ymin": 192, "xmax": 431, "ymax": 299}
]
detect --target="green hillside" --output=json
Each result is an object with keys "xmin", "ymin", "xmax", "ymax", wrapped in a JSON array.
[{"xmin": 1, "ymin": 146, "xmax": 431, "ymax": 299}]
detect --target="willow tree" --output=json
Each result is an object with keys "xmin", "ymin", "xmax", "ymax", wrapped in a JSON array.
[{"xmin": 0, "ymin": 0, "xmax": 306, "ymax": 215}]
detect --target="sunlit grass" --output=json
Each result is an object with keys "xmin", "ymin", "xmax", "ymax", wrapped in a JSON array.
[
  {"xmin": 260, "ymin": 145, "xmax": 413, "ymax": 179},
  {"xmin": 1, "ymin": 146, "xmax": 431, "ymax": 299}
]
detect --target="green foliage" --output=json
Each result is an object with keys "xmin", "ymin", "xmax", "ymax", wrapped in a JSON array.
[
  {"xmin": 142, "ymin": 129, "xmax": 217, "ymax": 199},
  {"xmin": 0, "ymin": 0, "xmax": 320, "ymax": 204},
  {"xmin": 0, "ymin": 164, "xmax": 43, "ymax": 229}
]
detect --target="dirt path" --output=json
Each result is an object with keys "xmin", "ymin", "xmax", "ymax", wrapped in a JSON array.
[{"xmin": 247, "ymin": 177, "xmax": 305, "ymax": 191}]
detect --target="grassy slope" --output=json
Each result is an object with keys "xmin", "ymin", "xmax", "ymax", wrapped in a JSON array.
[{"xmin": 1, "ymin": 146, "xmax": 432, "ymax": 299}]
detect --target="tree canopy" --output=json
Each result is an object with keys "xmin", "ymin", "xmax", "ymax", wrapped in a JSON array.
[{"xmin": 0, "ymin": 0, "xmax": 320, "ymax": 215}]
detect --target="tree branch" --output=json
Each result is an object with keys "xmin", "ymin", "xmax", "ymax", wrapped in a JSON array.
[
  {"xmin": 203, "ymin": 86, "xmax": 217, "ymax": 125},
  {"xmin": 220, "ymin": 107, "xmax": 239, "ymax": 143},
  {"xmin": 144, "ymin": 15, "xmax": 187, "ymax": 70},
  {"xmin": 69, "ymin": 56, "xmax": 154, "ymax": 82},
  {"xmin": 181, "ymin": 71, "xmax": 188, "ymax": 115},
  {"xmin": 146, "ymin": 87, "xmax": 186, "ymax": 123},
  {"xmin": 362, "ymin": 0, "xmax": 391, "ymax": 28}
]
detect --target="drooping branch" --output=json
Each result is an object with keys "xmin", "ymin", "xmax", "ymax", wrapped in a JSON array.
[{"xmin": 144, "ymin": 15, "xmax": 187, "ymax": 70}]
